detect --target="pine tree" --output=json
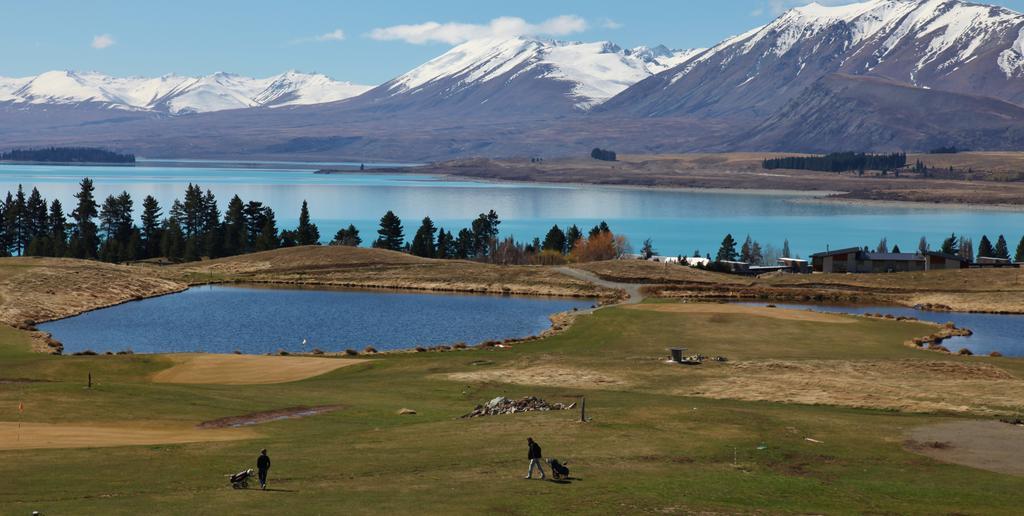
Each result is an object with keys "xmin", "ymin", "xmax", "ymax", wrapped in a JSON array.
[
  {"xmin": 565, "ymin": 225, "xmax": 583, "ymax": 252},
  {"xmin": 70, "ymin": 177, "xmax": 99, "ymax": 259},
  {"xmin": 781, "ymin": 239, "xmax": 791, "ymax": 258},
  {"xmin": 918, "ymin": 236, "xmax": 929, "ymax": 254},
  {"xmin": 994, "ymin": 235, "xmax": 1010, "ymax": 260},
  {"xmin": 1015, "ymin": 236, "xmax": 1024, "ymax": 262},
  {"xmin": 435, "ymin": 227, "xmax": 450, "ymax": 258},
  {"xmin": 331, "ymin": 224, "xmax": 362, "ymax": 247},
  {"xmin": 47, "ymin": 199, "xmax": 67, "ymax": 257},
  {"xmin": 181, "ymin": 183, "xmax": 205, "ymax": 239},
  {"xmin": 373, "ymin": 210, "xmax": 405, "ymax": 251},
  {"xmin": 410, "ymin": 216, "xmax": 437, "ymax": 258},
  {"xmin": 243, "ymin": 201, "xmax": 267, "ymax": 250},
  {"xmin": 161, "ymin": 219, "xmax": 185, "ymax": 260},
  {"xmin": 455, "ymin": 228, "xmax": 474, "ymax": 259},
  {"xmin": 740, "ymin": 235, "xmax": 753, "ymax": 263},
  {"xmin": 977, "ymin": 235, "xmax": 995, "ymax": 258},
  {"xmin": 25, "ymin": 187, "xmax": 48, "ymax": 246},
  {"xmin": 9, "ymin": 185, "xmax": 27, "ymax": 255},
  {"xmin": 891, "ymin": 244, "xmax": 901, "ymax": 254},
  {"xmin": 471, "ymin": 210, "xmax": 501, "ymax": 257},
  {"xmin": 254, "ymin": 208, "xmax": 280, "ymax": 251},
  {"xmin": 940, "ymin": 233, "xmax": 959, "ymax": 255},
  {"xmin": 641, "ymin": 238, "xmax": 656, "ymax": 259},
  {"xmin": 294, "ymin": 200, "xmax": 320, "ymax": 246},
  {"xmin": 541, "ymin": 225, "xmax": 567, "ymax": 254},
  {"xmin": 202, "ymin": 190, "xmax": 223, "ymax": 258},
  {"xmin": 223, "ymin": 195, "xmax": 247, "ymax": 256},
  {"xmin": 750, "ymin": 241, "xmax": 764, "ymax": 265},
  {"xmin": 140, "ymin": 195, "xmax": 163, "ymax": 259},
  {"xmin": 440, "ymin": 229, "xmax": 458, "ymax": 258},
  {"xmin": 716, "ymin": 234, "xmax": 738, "ymax": 262}
]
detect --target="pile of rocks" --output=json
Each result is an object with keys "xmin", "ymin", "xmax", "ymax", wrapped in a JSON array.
[{"xmin": 461, "ymin": 396, "xmax": 575, "ymax": 419}]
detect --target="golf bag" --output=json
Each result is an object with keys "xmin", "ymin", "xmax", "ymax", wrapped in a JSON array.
[{"xmin": 230, "ymin": 468, "xmax": 254, "ymax": 489}]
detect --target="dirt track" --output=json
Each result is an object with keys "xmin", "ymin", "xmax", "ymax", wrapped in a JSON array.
[
  {"xmin": 0, "ymin": 422, "xmax": 254, "ymax": 451},
  {"xmin": 622, "ymin": 303, "xmax": 857, "ymax": 323},
  {"xmin": 151, "ymin": 354, "xmax": 369, "ymax": 385},
  {"xmin": 906, "ymin": 420, "xmax": 1024, "ymax": 476}
]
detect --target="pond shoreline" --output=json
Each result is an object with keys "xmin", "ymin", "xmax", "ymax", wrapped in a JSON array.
[{"xmin": 39, "ymin": 284, "xmax": 598, "ymax": 356}]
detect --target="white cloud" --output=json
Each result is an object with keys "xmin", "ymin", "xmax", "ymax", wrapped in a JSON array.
[
  {"xmin": 601, "ymin": 18, "xmax": 623, "ymax": 30},
  {"xmin": 91, "ymin": 34, "xmax": 115, "ymax": 49},
  {"xmin": 369, "ymin": 15, "xmax": 587, "ymax": 45},
  {"xmin": 317, "ymin": 29, "xmax": 345, "ymax": 42}
]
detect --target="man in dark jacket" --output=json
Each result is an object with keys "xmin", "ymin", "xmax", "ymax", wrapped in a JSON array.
[
  {"xmin": 525, "ymin": 437, "xmax": 546, "ymax": 480},
  {"xmin": 256, "ymin": 449, "xmax": 271, "ymax": 490}
]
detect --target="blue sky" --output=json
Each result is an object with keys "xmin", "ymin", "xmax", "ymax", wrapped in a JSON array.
[{"xmin": 5, "ymin": 0, "xmax": 1024, "ymax": 83}]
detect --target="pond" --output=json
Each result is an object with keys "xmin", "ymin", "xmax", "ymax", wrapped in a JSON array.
[
  {"xmin": 39, "ymin": 285, "xmax": 595, "ymax": 355},
  {"xmin": 743, "ymin": 303, "xmax": 1024, "ymax": 357}
]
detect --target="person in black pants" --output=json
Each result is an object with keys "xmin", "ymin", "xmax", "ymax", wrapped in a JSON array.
[
  {"xmin": 256, "ymin": 449, "xmax": 271, "ymax": 490},
  {"xmin": 525, "ymin": 438, "xmax": 546, "ymax": 480}
]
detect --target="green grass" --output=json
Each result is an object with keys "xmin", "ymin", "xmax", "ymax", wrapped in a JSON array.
[{"xmin": 2, "ymin": 304, "xmax": 1023, "ymax": 515}]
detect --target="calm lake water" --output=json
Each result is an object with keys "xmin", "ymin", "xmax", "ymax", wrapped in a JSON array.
[
  {"xmin": 38, "ymin": 285, "xmax": 594, "ymax": 355},
  {"xmin": 2, "ymin": 162, "xmax": 1024, "ymax": 257},
  {"xmin": 744, "ymin": 303, "xmax": 1024, "ymax": 357}
]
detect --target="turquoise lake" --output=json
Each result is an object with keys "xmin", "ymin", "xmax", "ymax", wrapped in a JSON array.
[{"xmin": 2, "ymin": 161, "xmax": 1023, "ymax": 257}]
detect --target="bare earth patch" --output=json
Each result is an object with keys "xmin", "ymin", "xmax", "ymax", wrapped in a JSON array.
[
  {"xmin": 151, "ymin": 354, "xmax": 368, "ymax": 385},
  {"xmin": 197, "ymin": 405, "xmax": 344, "ymax": 429},
  {"xmin": 0, "ymin": 422, "xmax": 254, "ymax": 451},
  {"xmin": 686, "ymin": 359, "xmax": 1024, "ymax": 415},
  {"xmin": 445, "ymin": 365, "xmax": 631, "ymax": 390},
  {"xmin": 906, "ymin": 420, "xmax": 1024, "ymax": 476},
  {"xmin": 622, "ymin": 303, "xmax": 856, "ymax": 324}
]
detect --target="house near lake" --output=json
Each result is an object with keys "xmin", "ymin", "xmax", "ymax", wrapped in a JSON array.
[{"xmin": 810, "ymin": 248, "xmax": 968, "ymax": 273}]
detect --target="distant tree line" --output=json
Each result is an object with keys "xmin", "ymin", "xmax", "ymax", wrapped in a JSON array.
[
  {"xmin": 0, "ymin": 179, "xmax": 318, "ymax": 262},
  {"xmin": 762, "ymin": 152, "xmax": 906, "ymax": 173},
  {"xmin": 0, "ymin": 178, "xmax": 632, "ymax": 265},
  {"xmin": 374, "ymin": 211, "xmax": 629, "ymax": 265},
  {"xmin": 0, "ymin": 147, "xmax": 135, "ymax": 164},
  {"xmin": 928, "ymin": 146, "xmax": 963, "ymax": 154},
  {"xmin": 590, "ymin": 148, "xmax": 617, "ymax": 162}
]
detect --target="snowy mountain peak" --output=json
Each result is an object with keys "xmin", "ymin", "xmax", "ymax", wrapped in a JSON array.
[
  {"xmin": 0, "ymin": 70, "xmax": 372, "ymax": 114},
  {"xmin": 384, "ymin": 36, "xmax": 700, "ymax": 110}
]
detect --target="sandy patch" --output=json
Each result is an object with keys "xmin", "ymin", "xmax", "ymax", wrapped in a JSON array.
[
  {"xmin": 686, "ymin": 359, "xmax": 1024, "ymax": 415},
  {"xmin": 906, "ymin": 420, "xmax": 1024, "ymax": 476},
  {"xmin": 623, "ymin": 303, "xmax": 856, "ymax": 324},
  {"xmin": 0, "ymin": 421, "xmax": 254, "ymax": 451},
  {"xmin": 151, "ymin": 354, "xmax": 368, "ymax": 385},
  {"xmin": 197, "ymin": 405, "xmax": 343, "ymax": 429},
  {"xmin": 445, "ymin": 365, "xmax": 630, "ymax": 390}
]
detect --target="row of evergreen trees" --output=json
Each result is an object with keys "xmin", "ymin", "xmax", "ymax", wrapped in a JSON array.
[
  {"xmin": 0, "ymin": 179, "xmax": 321, "ymax": 262},
  {"xmin": 375, "ymin": 211, "xmax": 627, "ymax": 264},
  {"xmin": 1, "ymin": 147, "xmax": 135, "ymax": 164},
  {"xmin": 762, "ymin": 152, "xmax": 907, "ymax": 173},
  {"xmin": 848, "ymin": 234, "xmax": 1023, "ymax": 263}
]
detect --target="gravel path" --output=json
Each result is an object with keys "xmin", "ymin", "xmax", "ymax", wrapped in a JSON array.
[{"xmin": 556, "ymin": 267, "xmax": 645, "ymax": 304}]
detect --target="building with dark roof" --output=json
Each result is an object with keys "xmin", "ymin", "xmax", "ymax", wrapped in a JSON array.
[{"xmin": 810, "ymin": 248, "xmax": 968, "ymax": 273}]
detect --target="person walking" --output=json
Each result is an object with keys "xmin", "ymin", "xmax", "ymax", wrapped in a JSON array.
[
  {"xmin": 525, "ymin": 437, "xmax": 546, "ymax": 480},
  {"xmin": 256, "ymin": 449, "xmax": 271, "ymax": 490}
]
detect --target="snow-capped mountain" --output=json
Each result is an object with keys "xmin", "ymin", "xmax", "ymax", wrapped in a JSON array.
[
  {"xmin": 603, "ymin": 0, "xmax": 1024, "ymax": 118},
  {"xmin": 0, "ymin": 70, "xmax": 371, "ymax": 114},
  {"xmin": 350, "ymin": 37, "xmax": 699, "ymax": 115}
]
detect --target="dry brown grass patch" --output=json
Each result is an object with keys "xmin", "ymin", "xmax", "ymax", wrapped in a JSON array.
[
  {"xmin": 684, "ymin": 359, "xmax": 1023, "ymax": 415},
  {"xmin": 151, "ymin": 353, "xmax": 368, "ymax": 385}
]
